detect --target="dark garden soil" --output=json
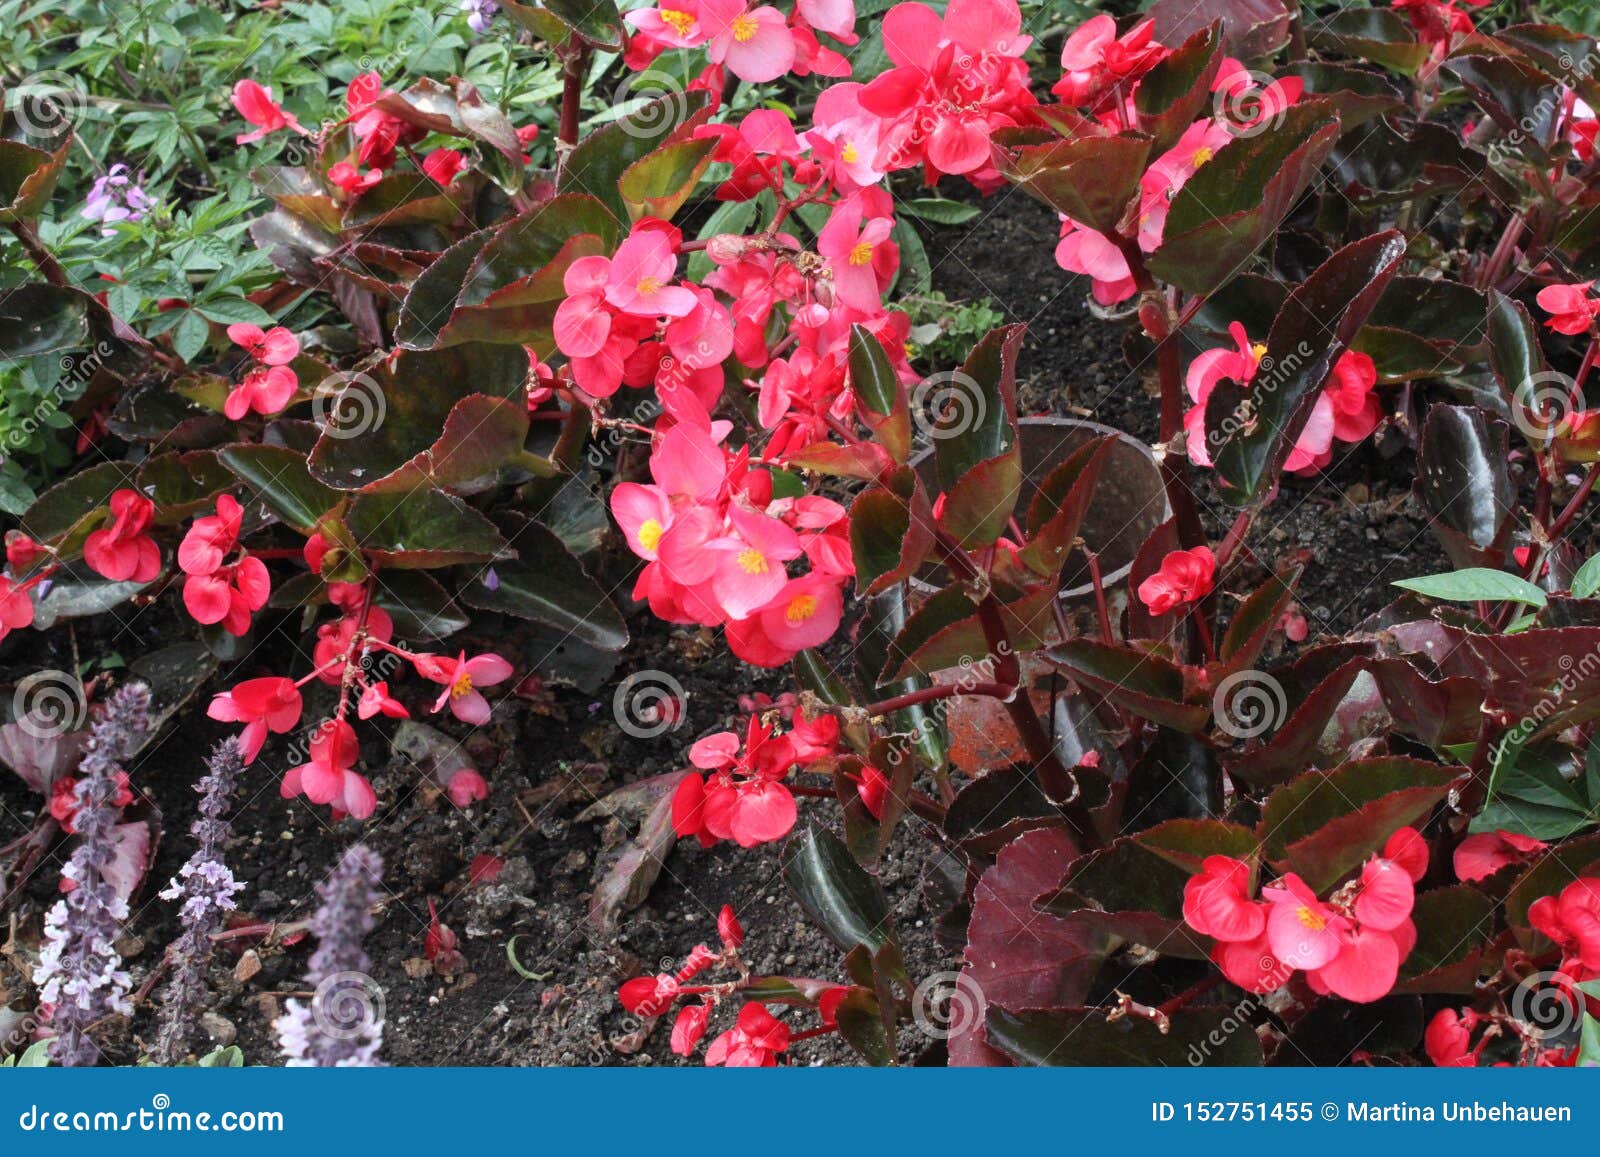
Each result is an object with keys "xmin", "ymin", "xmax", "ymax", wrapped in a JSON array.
[{"xmin": 0, "ymin": 188, "xmax": 1552, "ymax": 1068}]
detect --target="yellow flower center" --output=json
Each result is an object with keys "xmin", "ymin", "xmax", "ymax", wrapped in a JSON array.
[
  {"xmin": 737, "ymin": 548, "xmax": 768, "ymax": 575},
  {"xmin": 1251, "ymin": 342, "xmax": 1268, "ymax": 362},
  {"xmin": 731, "ymin": 13, "xmax": 758, "ymax": 41},
  {"xmin": 638, "ymin": 519, "xmax": 664, "ymax": 552},
  {"xmin": 1295, "ymin": 905, "xmax": 1326, "ymax": 932},
  {"xmin": 786, "ymin": 594, "xmax": 818, "ymax": 624},
  {"xmin": 1192, "ymin": 145, "xmax": 1215, "ymax": 167},
  {"xmin": 661, "ymin": 8, "xmax": 694, "ymax": 34},
  {"xmin": 841, "ymin": 140, "xmax": 859, "ymax": 164},
  {"xmin": 451, "ymin": 671, "xmax": 475, "ymax": 698},
  {"xmin": 636, "ymin": 276, "xmax": 663, "ymax": 296},
  {"xmin": 848, "ymin": 241, "xmax": 874, "ymax": 267}
]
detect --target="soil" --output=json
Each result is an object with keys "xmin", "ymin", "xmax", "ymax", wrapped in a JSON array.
[{"xmin": 0, "ymin": 187, "xmax": 1497, "ymax": 1068}]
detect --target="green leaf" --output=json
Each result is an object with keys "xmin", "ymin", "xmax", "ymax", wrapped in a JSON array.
[
  {"xmin": 899, "ymin": 197, "xmax": 981, "ymax": 225},
  {"xmin": 1306, "ymin": 8, "xmax": 1429, "ymax": 76},
  {"xmin": 560, "ymin": 92, "xmax": 710, "ymax": 222},
  {"xmin": 781, "ymin": 825, "xmax": 894, "ymax": 955},
  {"xmin": 1470, "ymin": 744, "xmax": 1600, "ymax": 842},
  {"xmin": 930, "ymin": 325, "xmax": 1021, "ymax": 493},
  {"xmin": 541, "ymin": 0, "xmax": 623, "ymax": 48},
  {"xmin": 849, "ymin": 468, "xmax": 934, "ymax": 596},
  {"xmin": 0, "ymin": 284, "xmax": 91, "ymax": 359},
  {"xmin": 1132, "ymin": 24, "xmax": 1223, "ymax": 153},
  {"xmin": 1043, "ymin": 639, "xmax": 1209, "ymax": 733},
  {"xmin": 1147, "ymin": 101, "xmax": 1341, "ymax": 297},
  {"xmin": 1488, "ymin": 288, "xmax": 1550, "ymax": 440},
  {"xmin": 344, "ymin": 490, "xmax": 512, "ymax": 568},
  {"xmin": 192, "ymin": 296, "xmax": 276, "ymax": 326},
  {"xmin": 460, "ymin": 515, "xmax": 627, "ymax": 652},
  {"xmin": 305, "ymin": 345, "xmax": 532, "ymax": 491},
  {"xmin": 1392, "ymin": 568, "xmax": 1547, "ymax": 608},
  {"xmin": 1573, "ymin": 554, "xmax": 1600, "ymax": 599},
  {"xmin": 849, "ymin": 324, "xmax": 910, "ymax": 463},
  {"xmin": 1415, "ymin": 406, "xmax": 1515, "ymax": 570},
  {"xmin": 618, "ymin": 137, "xmax": 718, "ymax": 224},
  {"xmin": 218, "ymin": 444, "xmax": 341, "ymax": 533},
  {"xmin": 1394, "ymin": 884, "xmax": 1494, "ymax": 994}
]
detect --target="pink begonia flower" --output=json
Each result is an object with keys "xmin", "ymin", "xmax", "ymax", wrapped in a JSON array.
[
  {"xmin": 417, "ymin": 651, "xmax": 516, "ymax": 725},
  {"xmin": 281, "ymin": 719, "xmax": 376, "ymax": 820},
  {"xmin": 207, "ymin": 677, "xmax": 303, "ymax": 764},
  {"xmin": 231, "ymin": 80, "xmax": 303, "ymax": 144},
  {"xmin": 699, "ymin": 0, "xmax": 796, "ymax": 84}
]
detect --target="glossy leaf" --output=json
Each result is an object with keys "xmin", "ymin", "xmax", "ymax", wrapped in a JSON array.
[
  {"xmin": 559, "ymin": 92, "xmax": 711, "ymax": 222},
  {"xmin": 1392, "ymin": 568, "xmax": 1546, "ymax": 608},
  {"xmin": 1132, "ymin": 25, "xmax": 1223, "ymax": 154},
  {"xmin": 1044, "ymin": 639, "xmax": 1209, "ymax": 733},
  {"xmin": 1306, "ymin": 9, "xmax": 1429, "ymax": 76},
  {"xmin": 930, "ymin": 325, "xmax": 1022, "ymax": 494},
  {"xmin": 849, "ymin": 467, "xmax": 934, "ymax": 596},
  {"xmin": 993, "ymin": 130, "xmax": 1153, "ymax": 236},
  {"xmin": 344, "ymin": 489, "xmax": 512, "ymax": 568},
  {"xmin": 1415, "ymin": 406, "xmax": 1516, "ymax": 570},
  {"xmin": 782, "ymin": 825, "xmax": 894, "ymax": 955},
  {"xmin": 1204, "ymin": 230, "xmax": 1406, "ymax": 504},
  {"xmin": 0, "ymin": 284, "xmax": 91, "ymax": 358},
  {"xmin": 218, "ymin": 444, "xmax": 342, "ymax": 533},
  {"xmin": 1258, "ymin": 758, "xmax": 1462, "ymax": 892},
  {"xmin": 1147, "ymin": 101, "xmax": 1341, "ymax": 298},
  {"xmin": 459, "ymin": 515, "xmax": 627, "ymax": 652}
]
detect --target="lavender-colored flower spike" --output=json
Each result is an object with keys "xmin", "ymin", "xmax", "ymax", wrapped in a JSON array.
[
  {"xmin": 274, "ymin": 844, "xmax": 386, "ymax": 1066},
  {"xmin": 153, "ymin": 736, "xmax": 245, "ymax": 1065},
  {"xmin": 35, "ymin": 682, "xmax": 152, "ymax": 1067}
]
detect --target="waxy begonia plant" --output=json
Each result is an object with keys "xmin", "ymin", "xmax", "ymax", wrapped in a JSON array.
[{"xmin": 7, "ymin": 0, "xmax": 1600, "ymax": 1068}]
